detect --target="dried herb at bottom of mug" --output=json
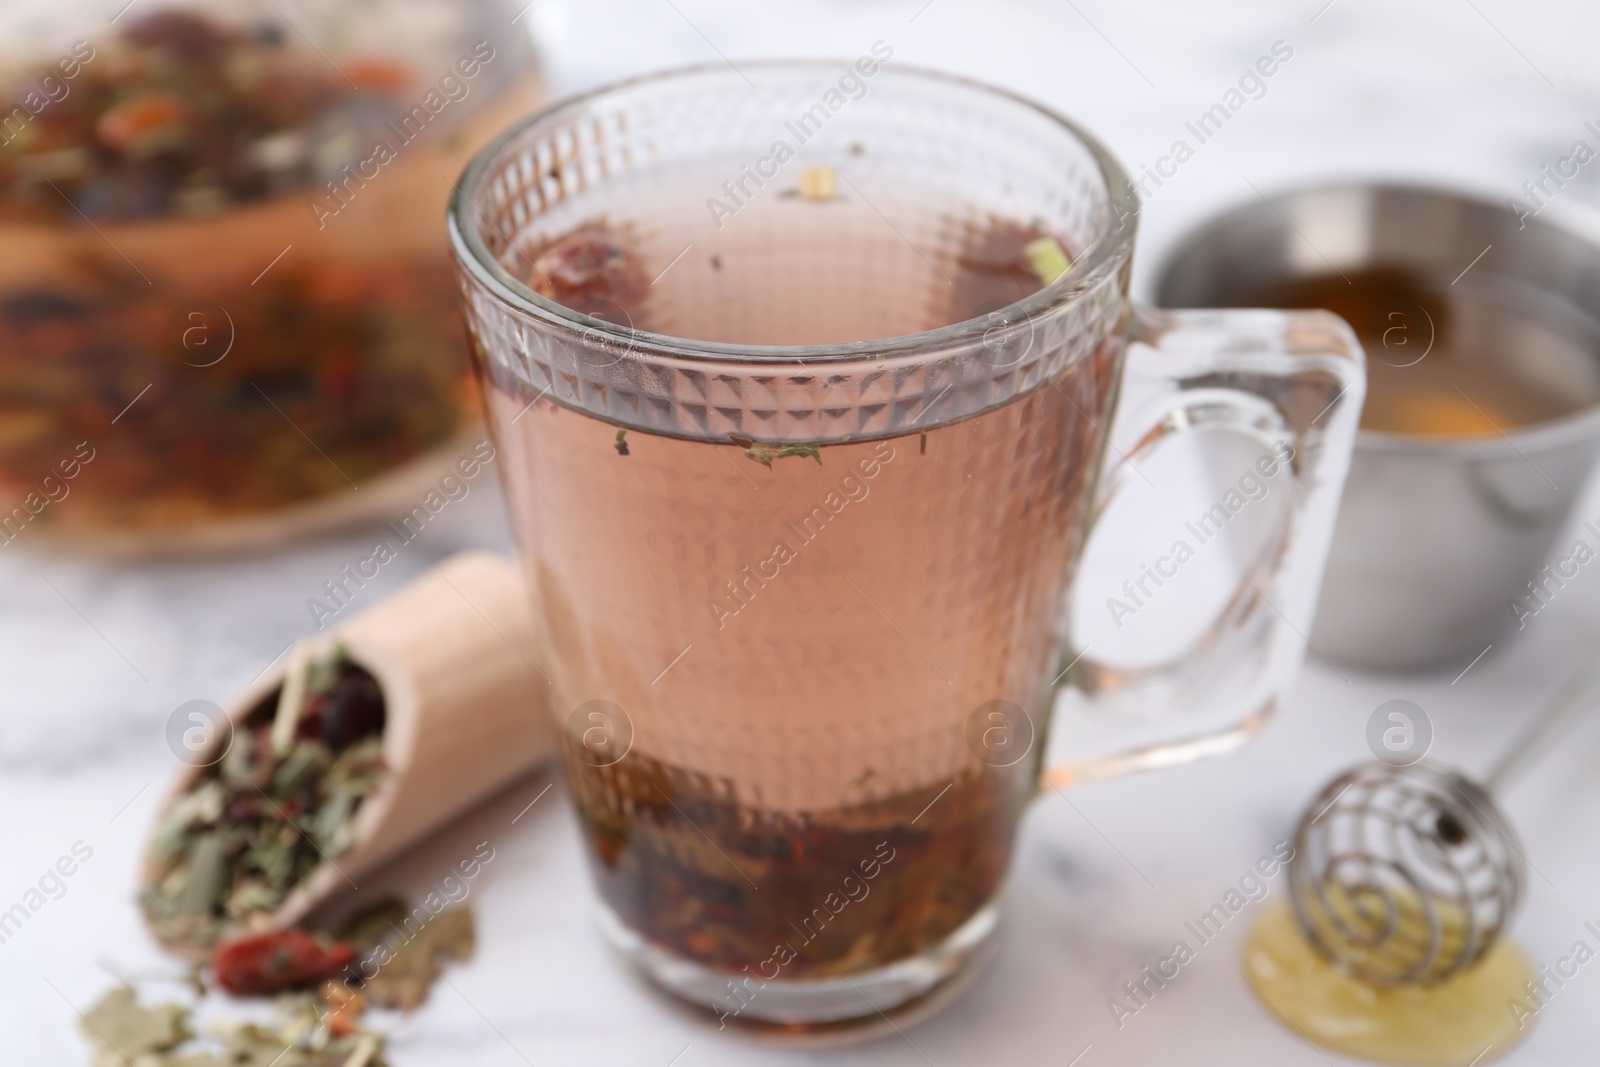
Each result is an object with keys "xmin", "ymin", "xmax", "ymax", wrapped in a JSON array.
[
  {"xmin": 565, "ymin": 749, "xmax": 1031, "ymax": 981},
  {"xmin": 142, "ymin": 645, "xmax": 387, "ymax": 950}
]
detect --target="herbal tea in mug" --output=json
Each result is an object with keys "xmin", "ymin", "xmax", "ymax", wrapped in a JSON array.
[{"xmin": 450, "ymin": 61, "xmax": 1365, "ymax": 1031}]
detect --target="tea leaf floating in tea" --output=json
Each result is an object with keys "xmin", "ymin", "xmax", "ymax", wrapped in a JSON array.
[
  {"xmin": 743, "ymin": 442, "xmax": 824, "ymax": 467},
  {"xmin": 1024, "ymin": 236, "xmax": 1072, "ymax": 285},
  {"xmin": 798, "ymin": 166, "xmax": 837, "ymax": 201}
]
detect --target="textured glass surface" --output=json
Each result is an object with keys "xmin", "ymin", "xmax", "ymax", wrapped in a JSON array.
[{"xmin": 452, "ymin": 62, "xmax": 1132, "ymax": 444}]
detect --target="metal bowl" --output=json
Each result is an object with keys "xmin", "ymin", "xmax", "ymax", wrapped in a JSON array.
[{"xmin": 1154, "ymin": 183, "xmax": 1600, "ymax": 670}]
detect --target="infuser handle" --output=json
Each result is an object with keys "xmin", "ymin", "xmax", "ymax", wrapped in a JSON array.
[{"xmin": 1483, "ymin": 658, "xmax": 1600, "ymax": 792}]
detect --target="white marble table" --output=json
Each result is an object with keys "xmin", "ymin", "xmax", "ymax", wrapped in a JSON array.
[{"xmin": 7, "ymin": 0, "xmax": 1600, "ymax": 1062}]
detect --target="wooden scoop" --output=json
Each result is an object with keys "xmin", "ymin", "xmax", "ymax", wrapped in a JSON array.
[{"xmin": 142, "ymin": 551, "xmax": 556, "ymax": 957}]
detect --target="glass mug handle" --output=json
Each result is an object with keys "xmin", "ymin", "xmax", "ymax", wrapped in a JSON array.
[{"xmin": 1039, "ymin": 307, "xmax": 1365, "ymax": 791}]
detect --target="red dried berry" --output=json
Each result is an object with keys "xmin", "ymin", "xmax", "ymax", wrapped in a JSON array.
[{"xmin": 213, "ymin": 929, "xmax": 354, "ymax": 995}]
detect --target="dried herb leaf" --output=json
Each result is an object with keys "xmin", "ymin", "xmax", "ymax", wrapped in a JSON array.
[
  {"xmin": 220, "ymin": 728, "xmax": 256, "ymax": 784},
  {"xmin": 177, "ymin": 831, "xmax": 228, "ymax": 917},
  {"xmin": 337, "ymin": 899, "xmax": 411, "ymax": 954},
  {"xmin": 151, "ymin": 782, "xmax": 225, "ymax": 862},
  {"xmin": 271, "ymin": 740, "xmax": 330, "ymax": 797},
  {"xmin": 360, "ymin": 906, "xmax": 475, "ymax": 1013},
  {"xmin": 79, "ymin": 987, "xmax": 190, "ymax": 1065},
  {"xmin": 304, "ymin": 645, "xmax": 349, "ymax": 697},
  {"xmin": 779, "ymin": 444, "xmax": 823, "ymax": 464},
  {"xmin": 78, "ymin": 984, "xmax": 390, "ymax": 1067},
  {"xmin": 743, "ymin": 442, "xmax": 823, "ymax": 467}
]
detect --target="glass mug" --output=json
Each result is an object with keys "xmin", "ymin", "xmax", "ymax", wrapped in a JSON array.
[{"xmin": 449, "ymin": 61, "xmax": 1364, "ymax": 1032}]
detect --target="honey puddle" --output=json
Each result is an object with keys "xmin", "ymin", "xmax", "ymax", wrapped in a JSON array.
[{"xmin": 1245, "ymin": 899, "xmax": 1534, "ymax": 1065}]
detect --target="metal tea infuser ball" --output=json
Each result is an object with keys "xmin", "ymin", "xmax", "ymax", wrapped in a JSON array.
[{"xmin": 1287, "ymin": 662, "xmax": 1600, "ymax": 987}]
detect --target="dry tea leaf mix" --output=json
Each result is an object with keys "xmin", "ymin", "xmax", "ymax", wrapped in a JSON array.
[
  {"xmin": 143, "ymin": 645, "xmax": 387, "ymax": 948},
  {"xmin": 79, "ymin": 985, "xmax": 390, "ymax": 1067}
]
